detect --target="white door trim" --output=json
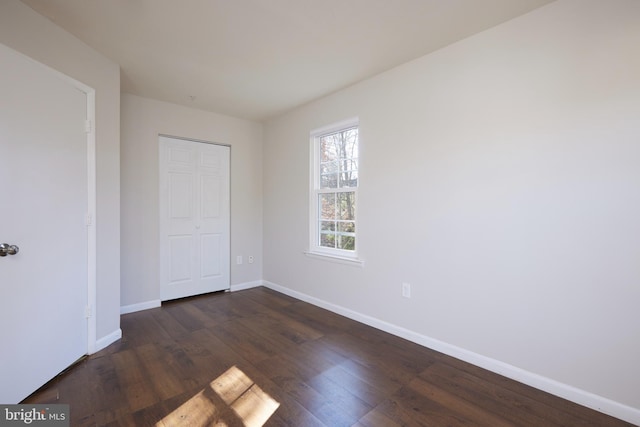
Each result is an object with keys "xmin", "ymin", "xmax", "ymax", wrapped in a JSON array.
[
  {"xmin": 85, "ymin": 89, "xmax": 97, "ymax": 354},
  {"xmin": 60, "ymin": 71, "xmax": 97, "ymax": 356},
  {"xmin": 6, "ymin": 45, "xmax": 97, "ymax": 355}
]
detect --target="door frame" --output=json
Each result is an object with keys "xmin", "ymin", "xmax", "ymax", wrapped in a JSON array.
[
  {"xmin": 158, "ymin": 134, "xmax": 231, "ymax": 301},
  {"xmin": 85, "ymin": 90, "xmax": 97, "ymax": 354},
  {"xmin": 8, "ymin": 46, "xmax": 98, "ymax": 354}
]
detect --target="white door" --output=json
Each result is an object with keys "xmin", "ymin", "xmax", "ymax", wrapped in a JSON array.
[
  {"xmin": 159, "ymin": 136, "xmax": 230, "ymax": 301},
  {"xmin": 0, "ymin": 44, "xmax": 88, "ymax": 403}
]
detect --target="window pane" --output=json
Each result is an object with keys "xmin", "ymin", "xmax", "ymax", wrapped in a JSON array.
[
  {"xmin": 320, "ymin": 160, "xmax": 338, "ymax": 174},
  {"xmin": 340, "ymin": 159, "xmax": 358, "ymax": 172},
  {"xmin": 339, "ymin": 169, "xmax": 358, "ymax": 188},
  {"xmin": 320, "ymin": 138, "xmax": 338, "ymax": 162},
  {"xmin": 338, "ymin": 221, "xmax": 355, "ymax": 233},
  {"xmin": 320, "ymin": 128, "xmax": 358, "ymax": 190},
  {"xmin": 320, "ymin": 173, "xmax": 338, "ymax": 189},
  {"xmin": 321, "ymin": 221, "xmax": 335, "ymax": 231},
  {"xmin": 319, "ymin": 193, "xmax": 335, "ymax": 220},
  {"xmin": 342, "ymin": 128, "xmax": 358, "ymax": 158},
  {"xmin": 338, "ymin": 235, "xmax": 355, "ymax": 251},
  {"xmin": 338, "ymin": 192, "xmax": 356, "ymax": 220},
  {"xmin": 320, "ymin": 233, "xmax": 336, "ymax": 248}
]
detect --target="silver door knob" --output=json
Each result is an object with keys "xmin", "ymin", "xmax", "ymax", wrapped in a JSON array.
[{"xmin": 0, "ymin": 243, "xmax": 19, "ymax": 257}]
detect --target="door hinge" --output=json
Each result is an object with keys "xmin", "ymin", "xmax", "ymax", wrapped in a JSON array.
[
  {"xmin": 85, "ymin": 305, "xmax": 92, "ymax": 319},
  {"xmin": 85, "ymin": 213, "xmax": 92, "ymax": 226},
  {"xmin": 84, "ymin": 120, "xmax": 92, "ymax": 133}
]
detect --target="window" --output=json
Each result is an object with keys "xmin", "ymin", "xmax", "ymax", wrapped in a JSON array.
[{"xmin": 310, "ymin": 119, "xmax": 359, "ymax": 260}]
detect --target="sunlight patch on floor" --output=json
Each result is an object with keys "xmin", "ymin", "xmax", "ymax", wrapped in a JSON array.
[{"xmin": 156, "ymin": 366, "xmax": 280, "ymax": 427}]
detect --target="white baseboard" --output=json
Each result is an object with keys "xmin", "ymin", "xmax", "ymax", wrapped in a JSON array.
[
  {"xmin": 120, "ymin": 299, "xmax": 161, "ymax": 315},
  {"xmin": 92, "ymin": 328, "xmax": 122, "ymax": 354},
  {"xmin": 230, "ymin": 280, "xmax": 264, "ymax": 292},
  {"xmin": 262, "ymin": 280, "xmax": 640, "ymax": 426}
]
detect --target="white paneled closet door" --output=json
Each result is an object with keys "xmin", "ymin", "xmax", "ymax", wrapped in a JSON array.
[{"xmin": 159, "ymin": 136, "xmax": 230, "ymax": 301}]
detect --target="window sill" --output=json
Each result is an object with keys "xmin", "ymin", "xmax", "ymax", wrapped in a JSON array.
[{"xmin": 304, "ymin": 251, "xmax": 364, "ymax": 267}]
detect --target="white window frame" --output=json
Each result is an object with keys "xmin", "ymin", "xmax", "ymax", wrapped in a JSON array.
[{"xmin": 308, "ymin": 118, "xmax": 362, "ymax": 265}]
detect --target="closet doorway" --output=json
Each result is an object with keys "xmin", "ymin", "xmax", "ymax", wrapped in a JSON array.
[{"xmin": 159, "ymin": 136, "xmax": 230, "ymax": 301}]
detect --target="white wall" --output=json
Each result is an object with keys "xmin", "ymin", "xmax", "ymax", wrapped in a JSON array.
[
  {"xmin": 0, "ymin": 0, "xmax": 121, "ymax": 344},
  {"xmin": 121, "ymin": 94, "xmax": 263, "ymax": 308},
  {"xmin": 264, "ymin": 0, "xmax": 640, "ymax": 421}
]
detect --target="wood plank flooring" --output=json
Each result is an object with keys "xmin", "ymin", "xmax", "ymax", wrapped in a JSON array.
[{"xmin": 23, "ymin": 287, "xmax": 632, "ymax": 426}]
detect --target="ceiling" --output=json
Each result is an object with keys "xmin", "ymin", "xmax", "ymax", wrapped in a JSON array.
[{"xmin": 21, "ymin": 0, "xmax": 554, "ymax": 121}]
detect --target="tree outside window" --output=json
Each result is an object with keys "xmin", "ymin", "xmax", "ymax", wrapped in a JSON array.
[{"xmin": 311, "ymin": 121, "xmax": 358, "ymax": 256}]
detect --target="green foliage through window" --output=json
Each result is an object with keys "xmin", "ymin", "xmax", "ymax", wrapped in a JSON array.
[{"xmin": 313, "ymin": 123, "xmax": 358, "ymax": 253}]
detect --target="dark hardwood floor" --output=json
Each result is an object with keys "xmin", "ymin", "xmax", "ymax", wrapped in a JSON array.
[{"xmin": 24, "ymin": 287, "xmax": 632, "ymax": 426}]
